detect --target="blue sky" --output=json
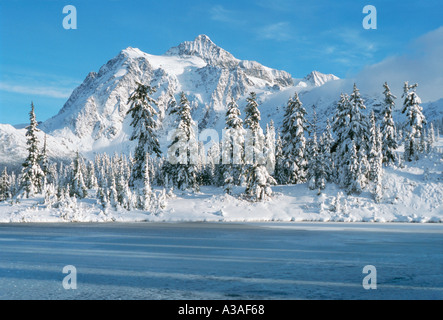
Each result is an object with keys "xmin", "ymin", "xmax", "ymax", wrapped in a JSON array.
[{"xmin": 0, "ymin": 0, "xmax": 442, "ymax": 124}]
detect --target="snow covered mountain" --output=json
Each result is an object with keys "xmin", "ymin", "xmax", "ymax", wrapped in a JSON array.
[
  {"xmin": 36, "ymin": 34, "xmax": 336, "ymax": 157},
  {"xmin": 1, "ymin": 34, "xmax": 441, "ymax": 166}
]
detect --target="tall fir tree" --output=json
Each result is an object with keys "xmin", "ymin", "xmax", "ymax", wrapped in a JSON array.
[
  {"xmin": 243, "ymin": 92, "xmax": 275, "ymax": 200},
  {"xmin": 21, "ymin": 102, "xmax": 44, "ymax": 198},
  {"xmin": 320, "ymin": 119, "xmax": 334, "ymax": 182},
  {"xmin": 333, "ymin": 85, "xmax": 369, "ymax": 189},
  {"xmin": 264, "ymin": 121, "xmax": 276, "ymax": 176},
  {"xmin": 368, "ymin": 111, "xmax": 381, "ymax": 181},
  {"xmin": 349, "ymin": 83, "xmax": 370, "ymax": 151},
  {"xmin": 381, "ymin": 82, "xmax": 398, "ymax": 165},
  {"xmin": 372, "ymin": 125, "xmax": 384, "ymax": 203},
  {"xmin": 332, "ymin": 94, "xmax": 352, "ymax": 186},
  {"xmin": 127, "ymin": 83, "xmax": 161, "ymax": 188},
  {"xmin": 281, "ymin": 92, "xmax": 308, "ymax": 184},
  {"xmin": 166, "ymin": 92, "xmax": 199, "ymax": 191},
  {"xmin": 221, "ymin": 99, "xmax": 245, "ymax": 191},
  {"xmin": 273, "ymin": 133, "xmax": 285, "ymax": 185},
  {"xmin": 402, "ymin": 82, "xmax": 426, "ymax": 161}
]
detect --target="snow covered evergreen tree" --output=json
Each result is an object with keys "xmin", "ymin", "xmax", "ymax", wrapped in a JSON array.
[
  {"xmin": 21, "ymin": 102, "xmax": 44, "ymax": 198},
  {"xmin": 333, "ymin": 85, "xmax": 369, "ymax": 189},
  {"xmin": 426, "ymin": 123, "xmax": 435, "ymax": 153},
  {"xmin": 273, "ymin": 133, "xmax": 286, "ymax": 185},
  {"xmin": 307, "ymin": 132, "xmax": 326, "ymax": 192},
  {"xmin": 70, "ymin": 152, "xmax": 88, "ymax": 199},
  {"xmin": 165, "ymin": 92, "xmax": 199, "ymax": 191},
  {"xmin": 85, "ymin": 160, "xmax": 98, "ymax": 189},
  {"xmin": 371, "ymin": 125, "xmax": 384, "ymax": 203},
  {"xmin": 127, "ymin": 83, "xmax": 161, "ymax": 188},
  {"xmin": 221, "ymin": 100, "xmax": 246, "ymax": 188},
  {"xmin": 119, "ymin": 177, "xmax": 133, "ymax": 210},
  {"xmin": 381, "ymin": 82, "xmax": 398, "ymax": 165},
  {"xmin": 38, "ymin": 134, "xmax": 50, "ymax": 186},
  {"xmin": 349, "ymin": 83, "xmax": 370, "ymax": 152},
  {"xmin": 280, "ymin": 92, "xmax": 308, "ymax": 184},
  {"xmin": 346, "ymin": 141, "xmax": 363, "ymax": 195},
  {"xmin": 138, "ymin": 155, "xmax": 153, "ymax": 210},
  {"xmin": 368, "ymin": 111, "xmax": 381, "ymax": 181},
  {"xmin": 402, "ymin": 82, "xmax": 426, "ymax": 162},
  {"xmin": 264, "ymin": 121, "xmax": 276, "ymax": 176},
  {"xmin": 320, "ymin": 119, "xmax": 334, "ymax": 182},
  {"xmin": 243, "ymin": 92, "xmax": 275, "ymax": 200},
  {"xmin": 0, "ymin": 168, "xmax": 11, "ymax": 202}
]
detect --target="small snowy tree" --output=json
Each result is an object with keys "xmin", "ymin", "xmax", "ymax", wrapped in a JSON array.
[
  {"xmin": 426, "ymin": 123, "xmax": 435, "ymax": 153},
  {"xmin": 38, "ymin": 134, "xmax": 50, "ymax": 187},
  {"xmin": 70, "ymin": 152, "xmax": 88, "ymax": 199},
  {"xmin": 307, "ymin": 132, "xmax": 327, "ymax": 192},
  {"xmin": 0, "ymin": 168, "xmax": 11, "ymax": 202},
  {"xmin": 139, "ymin": 155, "xmax": 153, "ymax": 210},
  {"xmin": 116, "ymin": 173, "xmax": 133, "ymax": 210}
]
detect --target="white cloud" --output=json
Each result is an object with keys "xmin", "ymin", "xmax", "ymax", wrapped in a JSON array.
[
  {"xmin": 210, "ymin": 5, "xmax": 237, "ymax": 24},
  {"xmin": 257, "ymin": 22, "xmax": 293, "ymax": 42},
  {"xmin": 355, "ymin": 26, "xmax": 443, "ymax": 102},
  {"xmin": 0, "ymin": 82, "xmax": 72, "ymax": 99}
]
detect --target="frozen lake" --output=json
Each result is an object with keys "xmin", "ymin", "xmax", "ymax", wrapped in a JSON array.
[{"xmin": 0, "ymin": 222, "xmax": 442, "ymax": 300}]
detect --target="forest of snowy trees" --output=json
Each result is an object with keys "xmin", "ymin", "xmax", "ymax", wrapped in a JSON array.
[{"xmin": 0, "ymin": 81, "xmax": 440, "ymax": 213}]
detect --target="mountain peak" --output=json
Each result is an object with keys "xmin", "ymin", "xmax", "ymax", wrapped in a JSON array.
[
  {"xmin": 194, "ymin": 34, "xmax": 213, "ymax": 43},
  {"xmin": 304, "ymin": 70, "xmax": 339, "ymax": 87},
  {"xmin": 119, "ymin": 46, "xmax": 145, "ymax": 59},
  {"xmin": 165, "ymin": 34, "xmax": 238, "ymax": 68}
]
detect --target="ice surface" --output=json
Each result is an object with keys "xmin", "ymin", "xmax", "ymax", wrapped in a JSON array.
[{"xmin": 0, "ymin": 222, "xmax": 441, "ymax": 300}]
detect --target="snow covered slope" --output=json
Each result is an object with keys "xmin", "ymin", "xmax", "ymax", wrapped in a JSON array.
[{"xmin": 0, "ymin": 124, "xmax": 75, "ymax": 167}]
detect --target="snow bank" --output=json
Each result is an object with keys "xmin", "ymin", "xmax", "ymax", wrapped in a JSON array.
[{"xmin": 1, "ymin": 149, "xmax": 442, "ymax": 223}]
